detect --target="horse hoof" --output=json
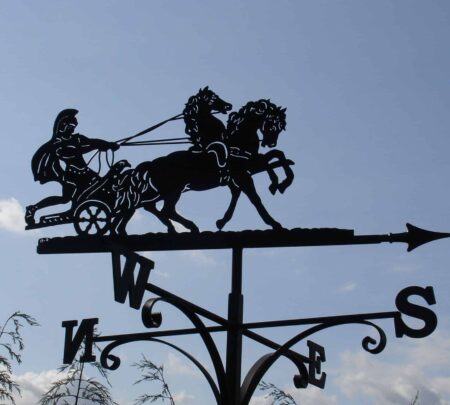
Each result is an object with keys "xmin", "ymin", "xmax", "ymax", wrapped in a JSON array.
[
  {"xmin": 278, "ymin": 183, "xmax": 288, "ymax": 194},
  {"xmin": 216, "ymin": 219, "xmax": 225, "ymax": 230},
  {"xmin": 269, "ymin": 184, "xmax": 278, "ymax": 195}
]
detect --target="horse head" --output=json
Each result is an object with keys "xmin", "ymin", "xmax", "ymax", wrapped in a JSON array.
[
  {"xmin": 195, "ymin": 86, "xmax": 232, "ymax": 114},
  {"xmin": 226, "ymin": 100, "xmax": 286, "ymax": 152},
  {"xmin": 260, "ymin": 101, "xmax": 287, "ymax": 148}
]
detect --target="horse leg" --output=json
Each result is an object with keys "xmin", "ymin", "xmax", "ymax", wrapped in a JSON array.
[
  {"xmin": 267, "ymin": 167, "xmax": 279, "ymax": 195},
  {"xmin": 264, "ymin": 150, "xmax": 295, "ymax": 194},
  {"xmin": 249, "ymin": 153, "xmax": 281, "ymax": 195},
  {"xmin": 216, "ymin": 184, "xmax": 241, "ymax": 230},
  {"xmin": 161, "ymin": 194, "xmax": 200, "ymax": 233},
  {"xmin": 277, "ymin": 162, "xmax": 294, "ymax": 193},
  {"xmin": 110, "ymin": 210, "xmax": 135, "ymax": 236},
  {"xmin": 234, "ymin": 173, "xmax": 283, "ymax": 230},
  {"xmin": 142, "ymin": 202, "xmax": 176, "ymax": 233}
]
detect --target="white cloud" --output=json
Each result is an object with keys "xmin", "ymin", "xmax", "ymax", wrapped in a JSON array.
[
  {"xmin": 400, "ymin": 333, "xmax": 450, "ymax": 369},
  {"xmin": 173, "ymin": 390, "xmax": 196, "ymax": 404},
  {"xmin": 335, "ymin": 333, "xmax": 450, "ymax": 404},
  {"xmin": 0, "ymin": 198, "xmax": 26, "ymax": 233},
  {"xmin": 166, "ymin": 352, "xmax": 200, "ymax": 377},
  {"xmin": 291, "ymin": 386, "xmax": 338, "ymax": 405},
  {"xmin": 249, "ymin": 395, "xmax": 272, "ymax": 405},
  {"xmin": 250, "ymin": 385, "xmax": 337, "ymax": 405},
  {"xmin": 12, "ymin": 369, "xmax": 62, "ymax": 405}
]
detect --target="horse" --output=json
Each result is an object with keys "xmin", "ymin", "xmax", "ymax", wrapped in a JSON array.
[
  {"xmin": 216, "ymin": 100, "xmax": 294, "ymax": 230},
  {"xmin": 184, "ymin": 86, "xmax": 232, "ymax": 152},
  {"xmin": 111, "ymin": 97, "xmax": 294, "ymax": 235}
]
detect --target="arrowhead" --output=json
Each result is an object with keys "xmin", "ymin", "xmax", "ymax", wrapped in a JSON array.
[{"xmin": 406, "ymin": 223, "xmax": 450, "ymax": 252}]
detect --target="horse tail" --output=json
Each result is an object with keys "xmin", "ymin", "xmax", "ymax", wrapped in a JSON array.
[{"xmin": 114, "ymin": 162, "xmax": 159, "ymax": 211}]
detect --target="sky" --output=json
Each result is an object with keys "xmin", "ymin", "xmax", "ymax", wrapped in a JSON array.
[{"xmin": 1, "ymin": 0, "xmax": 450, "ymax": 404}]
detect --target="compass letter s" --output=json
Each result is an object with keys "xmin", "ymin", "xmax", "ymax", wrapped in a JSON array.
[{"xmin": 394, "ymin": 286, "xmax": 437, "ymax": 339}]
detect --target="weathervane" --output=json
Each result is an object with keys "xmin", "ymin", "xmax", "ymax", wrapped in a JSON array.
[
  {"xmin": 26, "ymin": 87, "xmax": 293, "ymax": 235},
  {"xmin": 27, "ymin": 87, "xmax": 449, "ymax": 404}
]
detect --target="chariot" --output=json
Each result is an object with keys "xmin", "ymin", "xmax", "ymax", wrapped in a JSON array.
[{"xmin": 25, "ymin": 160, "xmax": 130, "ymax": 236}]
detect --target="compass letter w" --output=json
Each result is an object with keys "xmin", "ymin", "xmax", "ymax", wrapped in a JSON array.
[{"xmin": 111, "ymin": 248, "xmax": 154, "ymax": 310}]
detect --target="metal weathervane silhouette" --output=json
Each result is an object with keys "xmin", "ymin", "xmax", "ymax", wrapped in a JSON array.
[
  {"xmin": 26, "ymin": 87, "xmax": 293, "ymax": 235},
  {"xmin": 27, "ymin": 87, "xmax": 449, "ymax": 405}
]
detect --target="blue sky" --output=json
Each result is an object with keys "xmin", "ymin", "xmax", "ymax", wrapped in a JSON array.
[{"xmin": 1, "ymin": 1, "xmax": 450, "ymax": 404}]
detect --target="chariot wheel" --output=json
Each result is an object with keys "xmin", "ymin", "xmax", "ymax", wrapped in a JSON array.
[{"xmin": 73, "ymin": 200, "xmax": 111, "ymax": 236}]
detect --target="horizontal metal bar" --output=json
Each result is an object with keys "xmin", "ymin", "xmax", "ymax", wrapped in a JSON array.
[
  {"xmin": 95, "ymin": 325, "xmax": 226, "ymax": 343},
  {"xmin": 243, "ymin": 311, "xmax": 398, "ymax": 330},
  {"xmin": 36, "ymin": 224, "xmax": 450, "ymax": 254},
  {"xmin": 37, "ymin": 228, "xmax": 358, "ymax": 253}
]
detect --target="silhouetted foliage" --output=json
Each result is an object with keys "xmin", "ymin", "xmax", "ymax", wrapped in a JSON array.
[
  {"xmin": 133, "ymin": 355, "xmax": 175, "ymax": 405},
  {"xmin": 0, "ymin": 311, "xmax": 38, "ymax": 404},
  {"xmin": 258, "ymin": 381, "xmax": 297, "ymax": 405},
  {"xmin": 39, "ymin": 338, "xmax": 117, "ymax": 405}
]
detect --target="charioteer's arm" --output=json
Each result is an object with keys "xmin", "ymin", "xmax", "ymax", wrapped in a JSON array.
[
  {"xmin": 55, "ymin": 135, "xmax": 119, "ymax": 159},
  {"xmin": 77, "ymin": 134, "xmax": 119, "ymax": 153}
]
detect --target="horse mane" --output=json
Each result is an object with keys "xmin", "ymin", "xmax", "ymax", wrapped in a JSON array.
[
  {"xmin": 183, "ymin": 95, "xmax": 201, "ymax": 118},
  {"xmin": 227, "ymin": 99, "xmax": 274, "ymax": 137},
  {"xmin": 183, "ymin": 87, "xmax": 224, "ymax": 140}
]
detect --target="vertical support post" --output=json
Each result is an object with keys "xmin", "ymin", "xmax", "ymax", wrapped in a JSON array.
[{"xmin": 226, "ymin": 247, "xmax": 244, "ymax": 405}]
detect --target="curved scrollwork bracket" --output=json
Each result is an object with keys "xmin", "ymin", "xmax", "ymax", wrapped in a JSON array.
[
  {"xmin": 141, "ymin": 294, "xmax": 228, "ymax": 400},
  {"xmin": 95, "ymin": 293, "xmax": 229, "ymax": 403},
  {"xmin": 241, "ymin": 319, "xmax": 387, "ymax": 404},
  {"xmin": 100, "ymin": 336, "xmax": 221, "ymax": 403}
]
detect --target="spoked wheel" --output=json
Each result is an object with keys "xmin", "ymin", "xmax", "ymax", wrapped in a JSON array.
[{"xmin": 73, "ymin": 200, "xmax": 111, "ymax": 236}]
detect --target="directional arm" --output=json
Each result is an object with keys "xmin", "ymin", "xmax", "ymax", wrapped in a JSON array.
[{"xmin": 37, "ymin": 223, "xmax": 450, "ymax": 253}]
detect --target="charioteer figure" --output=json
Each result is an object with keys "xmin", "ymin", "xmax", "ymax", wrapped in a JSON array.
[{"xmin": 25, "ymin": 108, "xmax": 119, "ymax": 226}]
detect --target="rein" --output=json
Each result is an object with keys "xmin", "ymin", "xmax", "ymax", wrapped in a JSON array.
[
  {"xmin": 87, "ymin": 113, "xmax": 184, "ymax": 165},
  {"xmin": 117, "ymin": 113, "xmax": 184, "ymax": 145},
  {"xmin": 123, "ymin": 137, "xmax": 191, "ymax": 146},
  {"xmin": 87, "ymin": 110, "xmax": 224, "ymax": 166}
]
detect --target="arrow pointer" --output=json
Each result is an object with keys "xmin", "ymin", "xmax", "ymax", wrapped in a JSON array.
[{"xmin": 389, "ymin": 223, "xmax": 450, "ymax": 252}]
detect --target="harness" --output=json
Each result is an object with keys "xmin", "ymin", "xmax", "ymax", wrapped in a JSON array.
[{"xmin": 229, "ymin": 147, "xmax": 252, "ymax": 160}]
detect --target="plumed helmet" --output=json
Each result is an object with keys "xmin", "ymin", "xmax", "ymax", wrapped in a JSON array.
[{"xmin": 53, "ymin": 108, "xmax": 78, "ymax": 137}]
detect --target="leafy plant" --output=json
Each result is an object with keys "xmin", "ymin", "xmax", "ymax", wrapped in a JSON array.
[
  {"xmin": 0, "ymin": 311, "xmax": 39, "ymax": 404},
  {"xmin": 258, "ymin": 380, "xmax": 297, "ymax": 405},
  {"xmin": 133, "ymin": 355, "xmax": 175, "ymax": 405},
  {"xmin": 39, "ymin": 338, "xmax": 117, "ymax": 405}
]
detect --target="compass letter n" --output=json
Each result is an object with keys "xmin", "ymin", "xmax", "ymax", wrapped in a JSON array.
[{"xmin": 62, "ymin": 318, "xmax": 98, "ymax": 364}]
